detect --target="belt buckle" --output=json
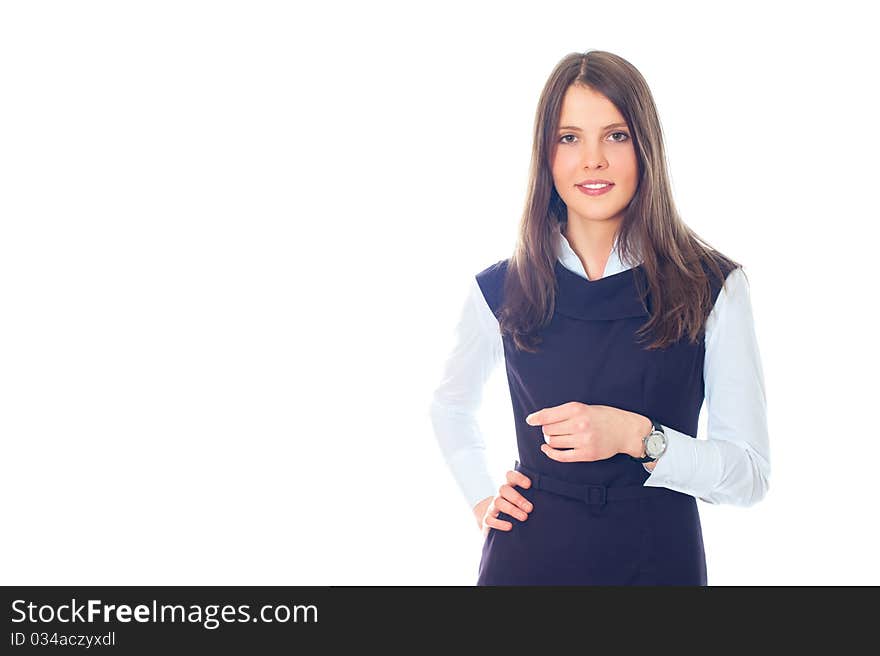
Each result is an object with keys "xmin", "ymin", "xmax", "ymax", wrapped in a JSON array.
[{"xmin": 584, "ymin": 485, "xmax": 607, "ymax": 506}]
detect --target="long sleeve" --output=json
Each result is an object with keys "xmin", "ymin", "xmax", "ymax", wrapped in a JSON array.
[
  {"xmin": 429, "ymin": 276, "xmax": 504, "ymax": 509},
  {"xmin": 642, "ymin": 267, "xmax": 771, "ymax": 507}
]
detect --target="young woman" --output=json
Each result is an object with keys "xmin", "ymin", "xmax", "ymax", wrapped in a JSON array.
[{"xmin": 429, "ymin": 50, "xmax": 770, "ymax": 586}]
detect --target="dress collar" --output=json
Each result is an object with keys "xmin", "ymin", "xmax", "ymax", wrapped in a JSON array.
[{"xmin": 552, "ymin": 227, "xmax": 648, "ymax": 321}]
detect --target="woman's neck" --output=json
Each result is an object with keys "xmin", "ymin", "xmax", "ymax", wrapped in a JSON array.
[{"xmin": 562, "ymin": 220, "xmax": 621, "ymax": 280}]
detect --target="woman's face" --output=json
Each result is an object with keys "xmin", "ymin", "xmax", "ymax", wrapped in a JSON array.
[{"xmin": 550, "ymin": 84, "xmax": 638, "ymax": 228}]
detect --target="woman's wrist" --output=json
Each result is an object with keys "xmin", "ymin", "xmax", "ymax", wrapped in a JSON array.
[{"xmin": 625, "ymin": 413, "xmax": 653, "ymax": 458}]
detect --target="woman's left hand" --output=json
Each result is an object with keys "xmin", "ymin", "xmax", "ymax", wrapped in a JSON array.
[{"xmin": 526, "ymin": 401, "xmax": 651, "ymax": 462}]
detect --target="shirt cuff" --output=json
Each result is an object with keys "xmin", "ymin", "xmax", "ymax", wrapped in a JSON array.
[{"xmin": 641, "ymin": 424, "xmax": 724, "ymax": 503}]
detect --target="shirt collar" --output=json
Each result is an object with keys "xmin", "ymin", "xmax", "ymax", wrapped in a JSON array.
[{"xmin": 555, "ymin": 227, "xmax": 641, "ymax": 281}]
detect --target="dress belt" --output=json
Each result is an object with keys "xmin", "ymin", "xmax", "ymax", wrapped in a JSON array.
[{"xmin": 514, "ymin": 460, "xmax": 657, "ymax": 507}]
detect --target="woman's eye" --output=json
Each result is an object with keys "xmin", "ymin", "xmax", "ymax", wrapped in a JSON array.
[{"xmin": 559, "ymin": 134, "xmax": 576, "ymax": 144}]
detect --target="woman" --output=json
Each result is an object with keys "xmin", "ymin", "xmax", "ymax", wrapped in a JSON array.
[{"xmin": 428, "ymin": 50, "xmax": 770, "ymax": 585}]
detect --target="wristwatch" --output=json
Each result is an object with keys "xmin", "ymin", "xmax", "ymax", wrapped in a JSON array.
[{"xmin": 631, "ymin": 419, "xmax": 667, "ymax": 463}]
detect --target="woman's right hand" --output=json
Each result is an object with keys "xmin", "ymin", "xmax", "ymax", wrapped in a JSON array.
[{"xmin": 472, "ymin": 470, "xmax": 534, "ymax": 537}]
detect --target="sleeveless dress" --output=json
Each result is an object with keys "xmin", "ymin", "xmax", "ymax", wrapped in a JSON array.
[{"xmin": 475, "ymin": 258, "xmax": 730, "ymax": 585}]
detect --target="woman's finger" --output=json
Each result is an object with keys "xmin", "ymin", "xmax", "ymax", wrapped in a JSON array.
[
  {"xmin": 485, "ymin": 514, "xmax": 513, "ymax": 531},
  {"xmin": 505, "ymin": 470, "xmax": 532, "ymax": 489},
  {"xmin": 495, "ymin": 496, "xmax": 528, "ymax": 521},
  {"xmin": 542, "ymin": 433, "xmax": 577, "ymax": 447},
  {"xmin": 500, "ymin": 481, "xmax": 534, "ymax": 513}
]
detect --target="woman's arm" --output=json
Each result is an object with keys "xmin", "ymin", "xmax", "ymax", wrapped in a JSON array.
[
  {"xmin": 428, "ymin": 275, "xmax": 503, "ymax": 509},
  {"xmin": 642, "ymin": 267, "xmax": 771, "ymax": 506}
]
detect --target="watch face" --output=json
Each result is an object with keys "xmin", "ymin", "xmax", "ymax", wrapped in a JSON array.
[{"xmin": 646, "ymin": 432, "xmax": 665, "ymax": 457}]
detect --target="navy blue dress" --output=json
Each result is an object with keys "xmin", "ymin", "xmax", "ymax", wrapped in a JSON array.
[{"xmin": 475, "ymin": 257, "xmax": 731, "ymax": 586}]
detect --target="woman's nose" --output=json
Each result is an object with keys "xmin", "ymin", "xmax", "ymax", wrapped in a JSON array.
[{"xmin": 580, "ymin": 145, "xmax": 607, "ymax": 169}]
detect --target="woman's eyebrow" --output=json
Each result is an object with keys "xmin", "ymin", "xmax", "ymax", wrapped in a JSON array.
[{"xmin": 558, "ymin": 122, "xmax": 629, "ymax": 131}]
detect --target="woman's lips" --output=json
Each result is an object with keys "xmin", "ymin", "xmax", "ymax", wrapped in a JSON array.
[{"xmin": 576, "ymin": 183, "xmax": 614, "ymax": 196}]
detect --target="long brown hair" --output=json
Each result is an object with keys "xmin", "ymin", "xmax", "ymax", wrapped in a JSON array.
[{"xmin": 499, "ymin": 50, "xmax": 741, "ymax": 353}]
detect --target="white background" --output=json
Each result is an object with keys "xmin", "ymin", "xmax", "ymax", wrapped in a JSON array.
[{"xmin": 1, "ymin": 1, "xmax": 878, "ymax": 585}]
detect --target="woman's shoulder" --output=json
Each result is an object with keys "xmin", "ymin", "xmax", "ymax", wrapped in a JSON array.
[
  {"xmin": 699, "ymin": 250, "xmax": 742, "ymax": 304},
  {"xmin": 476, "ymin": 257, "xmax": 510, "ymax": 279},
  {"xmin": 475, "ymin": 257, "xmax": 511, "ymax": 287},
  {"xmin": 474, "ymin": 257, "xmax": 510, "ymax": 317}
]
